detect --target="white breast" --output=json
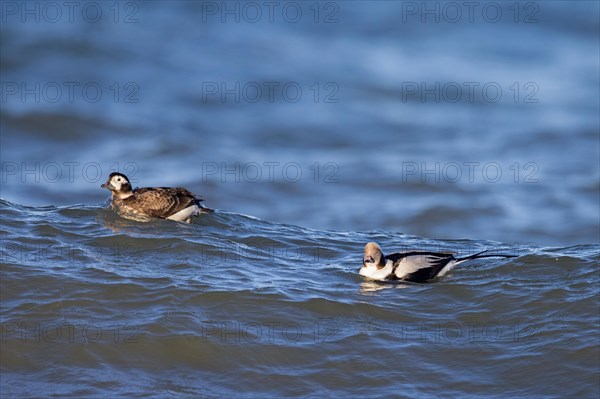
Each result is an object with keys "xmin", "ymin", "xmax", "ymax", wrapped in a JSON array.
[
  {"xmin": 166, "ymin": 205, "xmax": 201, "ymax": 221},
  {"xmin": 359, "ymin": 260, "xmax": 394, "ymax": 281}
]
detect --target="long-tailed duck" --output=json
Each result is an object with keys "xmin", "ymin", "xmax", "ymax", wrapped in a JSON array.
[
  {"xmin": 360, "ymin": 242, "xmax": 516, "ymax": 283},
  {"xmin": 101, "ymin": 172, "xmax": 213, "ymax": 223}
]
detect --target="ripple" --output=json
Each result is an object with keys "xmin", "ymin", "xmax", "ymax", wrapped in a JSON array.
[{"xmin": 1, "ymin": 199, "xmax": 599, "ymax": 398}]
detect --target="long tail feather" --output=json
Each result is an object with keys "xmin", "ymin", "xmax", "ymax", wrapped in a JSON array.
[{"xmin": 456, "ymin": 249, "xmax": 517, "ymax": 263}]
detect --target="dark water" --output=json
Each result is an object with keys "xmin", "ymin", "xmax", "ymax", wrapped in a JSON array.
[
  {"xmin": 2, "ymin": 200, "xmax": 599, "ymax": 398},
  {"xmin": 1, "ymin": 1, "xmax": 599, "ymax": 398}
]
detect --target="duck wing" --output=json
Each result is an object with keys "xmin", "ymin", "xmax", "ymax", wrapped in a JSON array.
[
  {"xmin": 126, "ymin": 187, "xmax": 201, "ymax": 218},
  {"xmin": 387, "ymin": 251, "xmax": 456, "ymax": 282}
]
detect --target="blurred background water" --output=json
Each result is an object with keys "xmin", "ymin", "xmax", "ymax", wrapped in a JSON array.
[{"xmin": 1, "ymin": 1, "xmax": 599, "ymax": 398}]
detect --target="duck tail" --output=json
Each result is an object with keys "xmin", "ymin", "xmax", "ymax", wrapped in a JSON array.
[
  {"xmin": 456, "ymin": 249, "xmax": 517, "ymax": 263},
  {"xmin": 199, "ymin": 204, "xmax": 214, "ymax": 213}
]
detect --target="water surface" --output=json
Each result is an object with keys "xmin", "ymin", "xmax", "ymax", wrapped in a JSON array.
[{"xmin": 1, "ymin": 1, "xmax": 599, "ymax": 397}]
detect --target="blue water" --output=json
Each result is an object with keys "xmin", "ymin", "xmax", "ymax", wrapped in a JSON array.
[{"xmin": 1, "ymin": 1, "xmax": 599, "ymax": 397}]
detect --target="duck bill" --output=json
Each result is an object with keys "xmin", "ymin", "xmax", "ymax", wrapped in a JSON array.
[{"xmin": 101, "ymin": 182, "xmax": 114, "ymax": 190}]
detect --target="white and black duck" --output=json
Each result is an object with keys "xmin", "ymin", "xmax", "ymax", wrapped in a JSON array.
[{"xmin": 360, "ymin": 242, "xmax": 516, "ymax": 283}]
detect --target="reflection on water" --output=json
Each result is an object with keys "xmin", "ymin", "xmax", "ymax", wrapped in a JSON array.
[{"xmin": 358, "ymin": 281, "xmax": 411, "ymax": 294}]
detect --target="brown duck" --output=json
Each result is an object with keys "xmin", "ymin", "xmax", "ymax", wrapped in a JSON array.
[{"xmin": 101, "ymin": 172, "xmax": 212, "ymax": 223}]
